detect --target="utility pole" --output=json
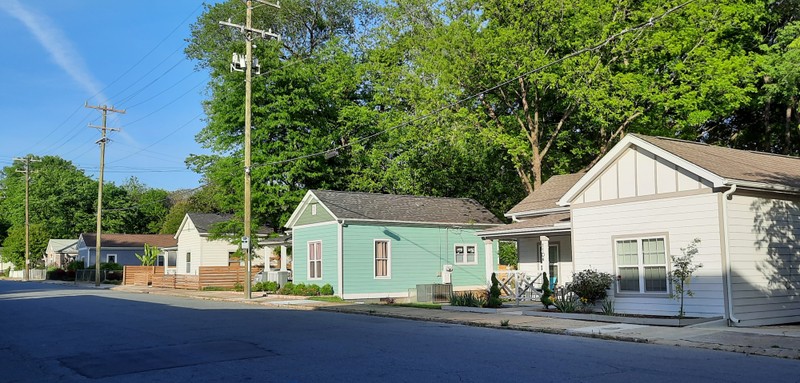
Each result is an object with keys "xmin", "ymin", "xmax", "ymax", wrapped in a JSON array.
[
  {"xmin": 219, "ymin": 0, "xmax": 280, "ymax": 300},
  {"xmin": 14, "ymin": 155, "xmax": 40, "ymax": 281},
  {"xmin": 85, "ymin": 102, "xmax": 125, "ymax": 287}
]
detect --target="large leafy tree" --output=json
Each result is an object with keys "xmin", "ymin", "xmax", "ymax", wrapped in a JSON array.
[
  {"xmin": 370, "ymin": 0, "xmax": 765, "ymax": 193},
  {"xmin": 185, "ymin": 0, "xmax": 376, "ymax": 230}
]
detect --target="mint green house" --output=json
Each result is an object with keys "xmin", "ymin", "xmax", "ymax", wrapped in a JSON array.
[{"xmin": 285, "ymin": 190, "xmax": 503, "ymax": 300}]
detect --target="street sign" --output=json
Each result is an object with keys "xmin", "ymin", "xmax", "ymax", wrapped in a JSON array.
[{"xmin": 242, "ymin": 236, "xmax": 250, "ymax": 250}]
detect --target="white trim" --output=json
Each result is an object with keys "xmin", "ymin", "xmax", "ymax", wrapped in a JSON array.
[
  {"xmin": 290, "ymin": 220, "xmax": 339, "ymax": 230},
  {"xmin": 505, "ymin": 207, "xmax": 570, "ymax": 219},
  {"xmin": 106, "ymin": 254, "xmax": 117, "ymax": 263},
  {"xmin": 613, "ymin": 235, "xmax": 670, "ymax": 295},
  {"xmin": 337, "ymin": 221, "xmax": 344, "ymax": 295},
  {"xmin": 311, "ymin": 203, "xmax": 317, "ymax": 215},
  {"xmin": 342, "ymin": 291, "xmax": 409, "ymax": 300},
  {"xmin": 558, "ymin": 134, "xmax": 725, "ymax": 207},
  {"xmin": 307, "ymin": 240, "xmax": 323, "ymax": 281},
  {"xmin": 174, "ymin": 213, "xmax": 192, "ymax": 239},
  {"xmin": 477, "ymin": 226, "xmax": 571, "ymax": 238},
  {"xmin": 337, "ymin": 218, "xmax": 499, "ymax": 227},
  {"xmin": 454, "ymin": 243, "xmax": 479, "ymax": 265},
  {"xmin": 373, "ymin": 239, "xmax": 391, "ymax": 279},
  {"xmin": 285, "ymin": 191, "xmax": 339, "ymax": 228}
]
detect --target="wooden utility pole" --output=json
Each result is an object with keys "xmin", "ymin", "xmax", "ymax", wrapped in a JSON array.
[
  {"xmin": 219, "ymin": 0, "xmax": 280, "ymax": 300},
  {"xmin": 85, "ymin": 102, "xmax": 125, "ymax": 287},
  {"xmin": 14, "ymin": 155, "xmax": 40, "ymax": 281}
]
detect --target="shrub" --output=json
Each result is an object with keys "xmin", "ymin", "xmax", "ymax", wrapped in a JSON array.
[
  {"xmin": 552, "ymin": 289, "xmax": 578, "ymax": 313},
  {"xmin": 66, "ymin": 260, "xmax": 84, "ymax": 272},
  {"xmin": 449, "ymin": 291, "xmax": 486, "ymax": 307},
  {"xmin": 567, "ymin": 269, "xmax": 614, "ymax": 305},
  {"xmin": 540, "ymin": 272, "xmax": 554, "ymax": 308},
  {"xmin": 233, "ymin": 282, "xmax": 243, "ymax": 292},
  {"xmin": 292, "ymin": 283, "xmax": 308, "ymax": 296},
  {"xmin": 485, "ymin": 273, "xmax": 503, "ymax": 308},
  {"xmin": 278, "ymin": 282, "xmax": 294, "ymax": 295},
  {"xmin": 98, "ymin": 262, "xmax": 123, "ymax": 271},
  {"xmin": 669, "ymin": 238, "xmax": 703, "ymax": 318},
  {"xmin": 600, "ymin": 298, "xmax": 615, "ymax": 316},
  {"xmin": 254, "ymin": 281, "xmax": 279, "ymax": 293},
  {"xmin": 320, "ymin": 283, "xmax": 334, "ymax": 296},
  {"xmin": 306, "ymin": 284, "xmax": 321, "ymax": 296},
  {"xmin": 47, "ymin": 268, "xmax": 67, "ymax": 280}
]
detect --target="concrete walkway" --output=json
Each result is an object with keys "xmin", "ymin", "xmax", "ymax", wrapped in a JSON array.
[{"xmin": 104, "ymin": 284, "xmax": 800, "ymax": 360}]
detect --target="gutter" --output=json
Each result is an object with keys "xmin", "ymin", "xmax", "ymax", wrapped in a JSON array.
[{"xmin": 722, "ymin": 184, "xmax": 740, "ymax": 325}]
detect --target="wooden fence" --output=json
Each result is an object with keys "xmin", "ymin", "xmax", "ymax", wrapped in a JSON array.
[
  {"xmin": 124, "ymin": 265, "xmax": 261, "ymax": 290},
  {"xmin": 123, "ymin": 266, "xmax": 164, "ymax": 286}
]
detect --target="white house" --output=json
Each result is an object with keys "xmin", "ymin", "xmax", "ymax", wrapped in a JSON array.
[
  {"xmin": 480, "ymin": 134, "xmax": 800, "ymax": 327},
  {"xmin": 172, "ymin": 213, "xmax": 273, "ymax": 275}
]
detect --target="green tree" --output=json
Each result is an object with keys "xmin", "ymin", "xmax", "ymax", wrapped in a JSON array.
[
  {"xmin": 1, "ymin": 223, "xmax": 50, "ymax": 269},
  {"xmin": 669, "ymin": 238, "xmax": 703, "ymax": 318},
  {"xmin": 185, "ymin": 0, "xmax": 376, "ymax": 230}
]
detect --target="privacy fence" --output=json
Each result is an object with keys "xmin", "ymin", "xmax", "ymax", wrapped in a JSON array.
[{"xmin": 123, "ymin": 266, "xmax": 262, "ymax": 290}]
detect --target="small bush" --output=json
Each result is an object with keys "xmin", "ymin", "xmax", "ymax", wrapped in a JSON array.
[
  {"xmin": 552, "ymin": 290, "xmax": 578, "ymax": 313},
  {"xmin": 254, "ymin": 281, "xmax": 279, "ymax": 293},
  {"xmin": 449, "ymin": 291, "xmax": 486, "ymax": 307},
  {"xmin": 600, "ymin": 298, "xmax": 615, "ymax": 316},
  {"xmin": 485, "ymin": 273, "xmax": 503, "ymax": 308},
  {"xmin": 567, "ymin": 269, "xmax": 614, "ymax": 305},
  {"xmin": 306, "ymin": 284, "xmax": 321, "ymax": 296},
  {"xmin": 99, "ymin": 262, "xmax": 123, "ymax": 271},
  {"xmin": 320, "ymin": 283, "xmax": 334, "ymax": 296},
  {"xmin": 66, "ymin": 260, "xmax": 84, "ymax": 272},
  {"xmin": 233, "ymin": 282, "xmax": 243, "ymax": 292},
  {"xmin": 292, "ymin": 283, "xmax": 308, "ymax": 296},
  {"xmin": 540, "ymin": 272, "xmax": 554, "ymax": 308},
  {"xmin": 278, "ymin": 282, "xmax": 295, "ymax": 295},
  {"xmin": 47, "ymin": 268, "xmax": 67, "ymax": 280}
]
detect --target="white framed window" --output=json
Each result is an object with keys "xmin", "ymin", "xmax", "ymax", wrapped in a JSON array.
[
  {"xmin": 454, "ymin": 244, "xmax": 478, "ymax": 265},
  {"xmin": 615, "ymin": 236, "xmax": 668, "ymax": 294},
  {"xmin": 374, "ymin": 240, "xmax": 391, "ymax": 278},
  {"xmin": 308, "ymin": 241, "xmax": 322, "ymax": 280},
  {"xmin": 106, "ymin": 254, "xmax": 117, "ymax": 264},
  {"xmin": 186, "ymin": 252, "xmax": 192, "ymax": 274},
  {"xmin": 311, "ymin": 203, "xmax": 317, "ymax": 216}
]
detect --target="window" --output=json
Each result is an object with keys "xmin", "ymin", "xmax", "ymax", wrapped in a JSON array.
[
  {"xmin": 311, "ymin": 203, "xmax": 317, "ymax": 216},
  {"xmin": 106, "ymin": 254, "xmax": 117, "ymax": 264},
  {"xmin": 167, "ymin": 251, "xmax": 177, "ymax": 267},
  {"xmin": 616, "ymin": 237, "xmax": 668, "ymax": 293},
  {"xmin": 454, "ymin": 244, "xmax": 478, "ymax": 265},
  {"xmin": 186, "ymin": 252, "xmax": 192, "ymax": 274},
  {"xmin": 308, "ymin": 241, "xmax": 322, "ymax": 279},
  {"xmin": 374, "ymin": 240, "xmax": 391, "ymax": 278}
]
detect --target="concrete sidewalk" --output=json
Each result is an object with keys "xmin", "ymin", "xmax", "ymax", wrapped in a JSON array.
[{"xmin": 107, "ymin": 284, "xmax": 800, "ymax": 360}]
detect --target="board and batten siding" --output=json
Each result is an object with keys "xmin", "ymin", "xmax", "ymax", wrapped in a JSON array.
[
  {"xmin": 726, "ymin": 193, "xmax": 800, "ymax": 326},
  {"xmin": 571, "ymin": 193, "xmax": 725, "ymax": 317},
  {"xmin": 517, "ymin": 234, "xmax": 572, "ymax": 284},
  {"xmin": 573, "ymin": 146, "xmax": 712, "ymax": 204},
  {"xmin": 339, "ymin": 224, "xmax": 494, "ymax": 299},
  {"xmin": 293, "ymin": 196, "xmax": 335, "ymax": 226},
  {"xmin": 291, "ymin": 221, "xmax": 340, "ymax": 293}
]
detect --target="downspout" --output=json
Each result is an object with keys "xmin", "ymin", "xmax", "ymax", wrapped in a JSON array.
[
  {"xmin": 337, "ymin": 219, "xmax": 344, "ymax": 299},
  {"xmin": 722, "ymin": 184, "xmax": 739, "ymax": 325}
]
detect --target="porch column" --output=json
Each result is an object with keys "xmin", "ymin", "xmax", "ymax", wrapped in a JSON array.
[
  {"xmin": 540, "ymin": 236, "xmax": 550, "ymax": 275},
  {"xmin": 483, "ymin": 239, "xmax": 494, "ymax": 284},
  {"xmin": 280, "ymin": 245, "xmax": 288, "ymax": 272}
]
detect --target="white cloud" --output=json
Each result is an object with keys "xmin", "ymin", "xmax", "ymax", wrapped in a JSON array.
[{"xmin": 0, "ymin": 0, "xmax": 108, "ymax": 104}]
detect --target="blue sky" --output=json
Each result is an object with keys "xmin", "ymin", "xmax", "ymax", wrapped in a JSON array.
[{"xmin": 0, "ymin": 1, "xmax": 223, "ymax": 191}]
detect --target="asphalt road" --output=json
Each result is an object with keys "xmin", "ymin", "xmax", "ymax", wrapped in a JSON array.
[{"xmin": 1, "ymin": 281, "xmax": 799, "ymax": 383}]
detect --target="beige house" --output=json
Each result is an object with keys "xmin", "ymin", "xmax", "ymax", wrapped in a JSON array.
[
  {"xmin": 172, "ymin": 213, "xmax": 273, "ymax": 275},
  {"xmin": 44, "ymin": 239, "xmax": 78, "ymax": 268},
  {"xmin": 481, "ymin": 134, "xmax": 800, "ymax": 327}
]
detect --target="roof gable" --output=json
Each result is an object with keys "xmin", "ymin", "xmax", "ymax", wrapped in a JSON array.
[{"xmin": 560, "ymin": 134, "xmax": 800, "ymax": 206}]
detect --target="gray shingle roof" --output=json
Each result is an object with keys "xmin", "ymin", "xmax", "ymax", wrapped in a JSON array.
[
  {"xmin": 80, "ymin": 233, "xmax": 178, "ymax": 248},
  {"xmin": 311, "ymin": 190, "xmax": 502, "ymax": 225},
  {"xmin": 635, "ymin": 134, "xmax": 800, "ymax": 189},
  {"xmin": 187, "ymin": 213, "xmax": 233, "ymax": 234},
  {"xmin": 506, "ymin": 173, "xmax": 584, "ymax": 215}
]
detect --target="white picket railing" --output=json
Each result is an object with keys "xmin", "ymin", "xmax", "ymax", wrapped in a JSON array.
[
  {"xmin": 493, "ymin": 270, "xmax": 543, "ymax": 305},
  {"xmin": 9, "ymin": 269, "xmax": 46, "ymax": 280}
]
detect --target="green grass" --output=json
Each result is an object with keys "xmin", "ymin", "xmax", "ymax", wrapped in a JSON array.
[
  {"xmin": 391, "ymin": 302, "xmax": 442, "ymax": 309},
  {"xmin": 308, "ymin": 296, "xmax": 345, "ymax": 302},
  {"xmin": 201, "ymin": 286, "xmax": 233, "ymax": 291}
]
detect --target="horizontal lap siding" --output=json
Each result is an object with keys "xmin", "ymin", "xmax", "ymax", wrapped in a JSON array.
[
  {"xmin": 343, "ymin": 224, "xmax": 491, "ymax": 296},
  {"xmin": 571, "ymin": 193, "xmax": 725, "ymax": 317},
  {"xmin": 727, "ymin": 195, "xmax": 800, "ymax": 325},
  {"xmin": 292, "ymin": 222, "xmax": 339, "ymax": 292}
]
